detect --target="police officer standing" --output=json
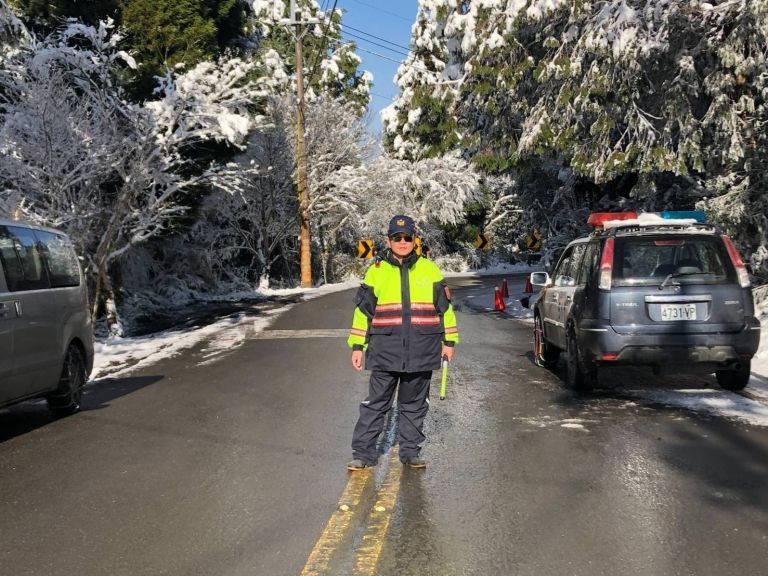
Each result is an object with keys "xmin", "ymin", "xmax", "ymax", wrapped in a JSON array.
[{"xmin": 346, "ymin": 215, "xmax": 459, "ymax": 470}]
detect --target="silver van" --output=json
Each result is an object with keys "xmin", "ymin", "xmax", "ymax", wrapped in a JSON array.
[{"xmin": 0, "ymin": 219, "xmax": 93, "ymax": 413}]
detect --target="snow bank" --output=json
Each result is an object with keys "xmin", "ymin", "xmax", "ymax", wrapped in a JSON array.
[{"xmin": 91, "ymin": 280, "xmax": 358, "ymax": 380}]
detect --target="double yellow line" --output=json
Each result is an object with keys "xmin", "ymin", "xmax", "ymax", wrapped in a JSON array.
[{"xmin": 300, "ymin": 449, "xmax": 403, "ymax": 576}]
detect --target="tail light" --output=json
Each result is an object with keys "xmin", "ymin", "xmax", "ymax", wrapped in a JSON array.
[
  {"xmin": 599, "ymin": 237, "xmax": 614, "ymax": 290},
  {"xmin": 722, "ymin": 235, "xmax": 751, "ymax": 288}
]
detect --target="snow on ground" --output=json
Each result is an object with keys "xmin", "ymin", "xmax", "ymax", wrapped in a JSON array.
[
  {"xmin": 92, "ymin": 280, "xmax": 358, "ymax": 380},
  {"xmin": 448, "ymin": 261, "xmax": 543, "ymax": 277},
  {"xmin": 627, "ymin": 387, "xmax": 768, "ymax": 428}
]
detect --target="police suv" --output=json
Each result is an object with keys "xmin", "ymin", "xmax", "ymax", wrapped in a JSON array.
[{"xmin": 530, "ymin": 211, "xmax": 761, "ymax": 391}]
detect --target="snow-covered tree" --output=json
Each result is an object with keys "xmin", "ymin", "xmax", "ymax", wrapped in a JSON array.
[
  {"xmin": 192, "ymin": 95, "xmax": 298, "ymax": 289},
  {"xmin": 0, "ymin": 13, "xmax": 262, "ymax": 332},
  {"xmin": 301, "ymin": 97, "xmax": 375, "ymax": 282},
  {"xmin": 384, "ymin": 0, "xmax": 768, "ymax": 280},
  {"xmin": 251, "ymin": 0, "xmax": 372, "ymax": 112}
]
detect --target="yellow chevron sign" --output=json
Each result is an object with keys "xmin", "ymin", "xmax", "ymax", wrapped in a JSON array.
[
  {"xmin": 526, "ymin": 229, "xmax": 541, "ymax": 251},
  {"xmin": 476, "ymin": 233, "xmax": 490, "ymax": 251},
  {"xmin": 414, "ymin": 236, "xmax": 422, "ymax": 256},
  {"xmin": 357, "ymin": 239, "xmax": 374, "ymax": 259}
]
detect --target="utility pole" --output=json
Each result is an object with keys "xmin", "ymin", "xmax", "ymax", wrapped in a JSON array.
[{"xmin": 282, "ymin": 0, "xmax": 318, "ymax": 288}]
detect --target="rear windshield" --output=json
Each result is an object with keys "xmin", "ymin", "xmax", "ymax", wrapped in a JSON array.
[{"xmin": 613, "ymin": 235, "xmax": 735, "ymax": 286}]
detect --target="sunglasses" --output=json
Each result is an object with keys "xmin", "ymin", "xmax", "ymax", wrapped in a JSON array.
[{"xmin": 390, "ymin": 235, "xmax": 414, "ymax": 243}]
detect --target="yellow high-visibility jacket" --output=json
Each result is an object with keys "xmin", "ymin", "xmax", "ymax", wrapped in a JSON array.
[{"xmin": 347, "ymin": 250, "xmax": 459, "ymax": 372}]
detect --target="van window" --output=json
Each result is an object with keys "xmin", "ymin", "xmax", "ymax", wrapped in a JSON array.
[
  {"xmin": 0, "ymin": 226, "xmax": 50, "ymax": 292},
  {"xmin": 614, "ymin": 236, "xmax": 734, "ymax": 286},
  {"xmin": 35, "ymin": 230, "xmax": 81, "ymax": 288}
]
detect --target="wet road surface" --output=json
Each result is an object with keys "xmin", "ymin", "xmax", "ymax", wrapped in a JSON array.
[{"xmin": 1, "ymin": 275, "xmax": 767, "ymax": 576}]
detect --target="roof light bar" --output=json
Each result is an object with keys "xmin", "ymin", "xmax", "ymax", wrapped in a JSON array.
[
  {"xmin": 587, "ymin": 212, "xmax": 637, "ymax": 229},
  {"xmin": 660, "ymin": 210, "xmax": 706, "ymax": 223}
]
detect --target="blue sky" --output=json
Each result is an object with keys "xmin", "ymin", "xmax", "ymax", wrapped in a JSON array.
[{"xmin": 333, "ymin": 0, "xmax": 417, "ymax": 135}]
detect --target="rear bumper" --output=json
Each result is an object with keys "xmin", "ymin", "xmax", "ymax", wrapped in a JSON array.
[{"xmin": 578, "ymin": 317, "xmax": 761, "ymax": 367}]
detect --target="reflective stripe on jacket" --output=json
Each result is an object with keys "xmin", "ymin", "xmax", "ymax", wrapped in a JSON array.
[{"xmin": 347, "ymin": 250, "xmax": 459, "ymax": 372}]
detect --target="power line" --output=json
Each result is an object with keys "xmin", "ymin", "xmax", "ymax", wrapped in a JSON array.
[
  {"xmin": 355, "ymin": 46, "xmax": 448, "ymax": 80},
  {"xmin": 346, "ymin": 0, "xmax": 413, "ymax": 23},
  {"xmin": 306, "ymin": 0, "xmax": 339, "ymax": 86},
  {"xmin": 342, "ymin": 29, "xmax": 410, "ymax": 58},
  {"xmin": 341, "ymin": 23, "xmax": 411, "ymax": 52},
  {"xmin": 355, "ymin": 46, "xmax": 409, "ymax": 67},
  {"xmin": 370, "ymin": 91, "xmax": 398, "ymax": 101}
]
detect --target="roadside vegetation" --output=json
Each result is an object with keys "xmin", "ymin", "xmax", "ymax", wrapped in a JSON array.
[{"xmin": 1, "ymin": 0, "xmax": 767, "ymax": 335}]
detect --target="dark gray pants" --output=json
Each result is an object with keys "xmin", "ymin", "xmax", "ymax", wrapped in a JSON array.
[{"xmin": 351, "ymin": 370, "xmax": 431, "ymax": 464}]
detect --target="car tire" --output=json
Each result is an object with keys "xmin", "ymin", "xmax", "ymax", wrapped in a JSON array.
[
  {"xmin": 566, "ymin": 329, "xmax": 596, "ymax": 391},
  {"xmin": 534, "ymin": 315, "xmax": 560, "ymax": 368},
  {"xmin": 716, "ymin": 361, "xmax": 751, "ymax": 391},
  {"xmin": 47, "ymin": 345, "xmax": 86, "ymax": 415}
]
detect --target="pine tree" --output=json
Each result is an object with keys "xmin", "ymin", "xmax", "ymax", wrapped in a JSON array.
[
  {"xmin": 121, "ymin": 0, "xmax": 249, "ymax": 100},
  {"xmin": 9, "ymin": 0, "xmax": 120, "ymax": 34}
]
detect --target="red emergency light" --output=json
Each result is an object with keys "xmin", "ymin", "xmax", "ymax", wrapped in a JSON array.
[{"xmin": 587, "ymin": 212, "xmax": 638, "ymax": 229}]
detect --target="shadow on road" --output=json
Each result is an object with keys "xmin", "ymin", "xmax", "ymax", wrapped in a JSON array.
[
  {"xmin": 543, "ymin": 367, "xmax": 768, "ymax": 525},
  {"xmin": 0, "ymin": 375, "xmax": 164, "ymax": 443}
]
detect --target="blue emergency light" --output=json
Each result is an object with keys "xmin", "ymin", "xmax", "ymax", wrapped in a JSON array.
[{"xmin": 660, "ymin": 210, "xmax": 706, "ymax": 223}]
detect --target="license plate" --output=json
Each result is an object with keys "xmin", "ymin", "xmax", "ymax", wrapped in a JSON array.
[{"xmin": 660, "ymin": 303, "xmax": 697, "ymax": 321}]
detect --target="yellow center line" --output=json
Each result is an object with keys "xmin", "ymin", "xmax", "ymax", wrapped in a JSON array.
[
  {"xmin": 299, "ymin": 449, "xmax": 405, "ymax": 576},
  {"xmin": 299, "ymin": 466, "xmax": 374, "ymax": 576},
  {"xmin": 352, "ymin": 450, "xmax": 403, "ymax": 576}
]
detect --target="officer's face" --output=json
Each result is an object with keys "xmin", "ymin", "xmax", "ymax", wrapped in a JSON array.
[{"xmin": 388, "ymin": 234, "xmax": 415, "ymax": 258}]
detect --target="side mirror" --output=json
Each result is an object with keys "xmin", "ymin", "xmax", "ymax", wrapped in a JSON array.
[{"xmin": 530, "ymin": 271, "xmax": 550, "ymax": 287}]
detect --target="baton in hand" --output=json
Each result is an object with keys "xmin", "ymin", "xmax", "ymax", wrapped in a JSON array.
[{"xmin": 439, "ymin": 354, "xmax": 449, "ymax": 400}]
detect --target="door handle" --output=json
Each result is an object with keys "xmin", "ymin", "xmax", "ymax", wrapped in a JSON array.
[{"xmin": 0, "ymin": 301, "xmax": 20, "ymax": 319}]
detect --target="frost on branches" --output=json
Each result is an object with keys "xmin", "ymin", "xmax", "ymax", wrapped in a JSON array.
[
  {"xmin": 385, "ymin": 0, "xmax": 768, "ymax": 280},
  {"xmin": 0, "ymin": 13, "xmax": 262, "ymax": 333},
  {"xmin": 252, "ymin": 0, "xmax": 372, "ymax": 113}
]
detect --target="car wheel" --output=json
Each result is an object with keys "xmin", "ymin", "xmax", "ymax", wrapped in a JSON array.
[
  {"xmin": 566, "ymin": 329, "xmax": 596, "ymax": 391},
  {"xmin": 534, "ymin": 315, "xmax": 560, "ymax": 368},
  {"xmin": 47, "ymin": 345, "xmax": 86, "ymax": 415},
  {"xmin": 716, "ymin": 360, "xmax": 751, "ymax": 391}
]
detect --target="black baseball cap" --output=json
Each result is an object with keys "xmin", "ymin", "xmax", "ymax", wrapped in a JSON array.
[{"xmin": 388, "ymin": 215, "xmax": 416, "ymax": 236}]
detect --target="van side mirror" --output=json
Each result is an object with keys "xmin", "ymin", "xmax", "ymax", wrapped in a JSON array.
[{"xmin": 530, "ymin": 271, "xmax": 550, "ymax": 287}]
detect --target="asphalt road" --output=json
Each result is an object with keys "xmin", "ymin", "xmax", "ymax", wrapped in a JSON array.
[{"xmin": 1, "ymin": 274, "xmax": 767, "ymax": 576}]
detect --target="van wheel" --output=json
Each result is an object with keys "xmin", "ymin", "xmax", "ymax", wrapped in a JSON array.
[
  {"xmin": 716, "ymin": 361, "xmax": 751, "ymax": 391},
  {"xmin": 566, "ymin": 329, "xmax": 596, "ymax": 391},
  {"xmin": 47, "ymin": 345, "xmax": 86, "ymax": 415},
  {"xmin": 534, "ymin": 315, "xmax": 560, "ymax": 368}
]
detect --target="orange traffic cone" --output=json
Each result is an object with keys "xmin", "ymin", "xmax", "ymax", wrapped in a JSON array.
[
  {"xmin": 494, "ymin": 286, "xmax": 506, "ymax": 311},
  {"xmin": 501, "ymin": 278, "xmax": 509, "ymax": 298},
  {"xmin": 524, "ymin": 275, "xmax": 533, "ymax": 294}
]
